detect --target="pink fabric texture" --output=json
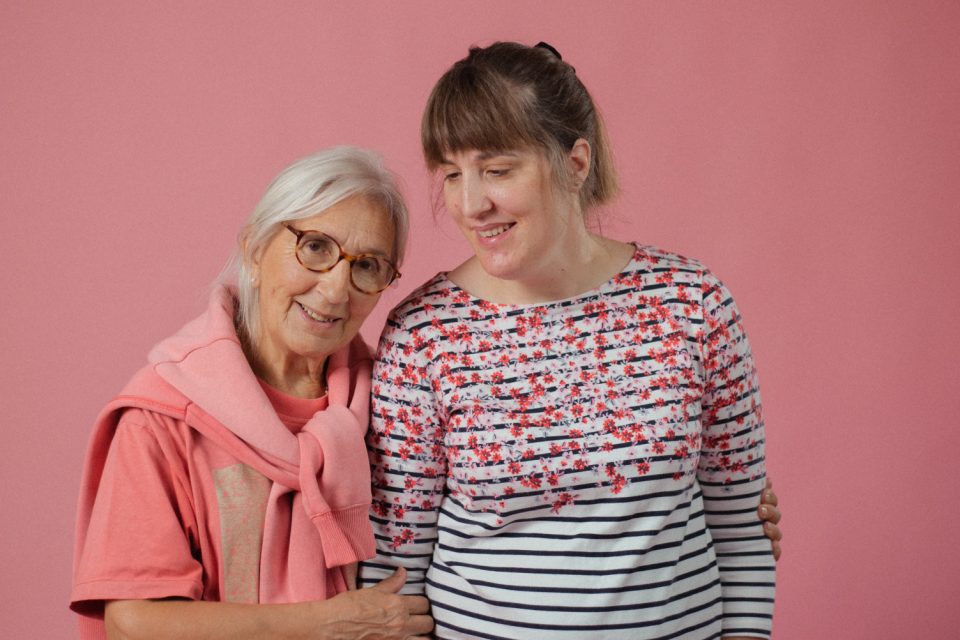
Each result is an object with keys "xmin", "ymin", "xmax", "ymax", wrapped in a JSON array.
[{"xmin": 71, "ymin": 286, "xmax": 375, "ymax": 637}]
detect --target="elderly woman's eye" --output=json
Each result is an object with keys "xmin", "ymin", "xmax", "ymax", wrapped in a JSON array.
[
  {"xmin": 303, "ymin": 237, "xmax": 334, "ymax": 256},
  {"xmin": 355, "ymin": 257, "xmax": 382, "ymax": 274}
]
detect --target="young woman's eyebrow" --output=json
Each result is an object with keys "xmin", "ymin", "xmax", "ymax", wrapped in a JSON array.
[{"xmin": 440, "ymin": 150, "xmax": 519, "ymax": 164}]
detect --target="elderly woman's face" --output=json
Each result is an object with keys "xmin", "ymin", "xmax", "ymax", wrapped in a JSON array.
[{"xmin": 251, "ymin": 195, "xmax": 394, "ymax": 365}]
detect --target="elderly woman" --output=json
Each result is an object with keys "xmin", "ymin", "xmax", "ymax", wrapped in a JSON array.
[{"xmin": 71, "ymin": 147, "xmax": 432, "ymax": 639}]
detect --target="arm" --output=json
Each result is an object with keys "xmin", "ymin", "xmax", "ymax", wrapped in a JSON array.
[
  {"xmin": 697, "ymin": 272, "xmax": 776, "ymax": 639},
  {"xmin": 105, "ymin": 568, "xmax": 431, "ymax": 640},
  {"xmin": 360, "ymin": 313, "xmax": 447, "ymax": 594},
  {"xmin": 77, "ymin": 414, "xmax": 432, "ymax": 640}
]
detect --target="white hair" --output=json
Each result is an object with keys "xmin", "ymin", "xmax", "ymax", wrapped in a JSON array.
[{"xmin": 219, "ymin": 146, "xmax": 409, "ymax": 345}]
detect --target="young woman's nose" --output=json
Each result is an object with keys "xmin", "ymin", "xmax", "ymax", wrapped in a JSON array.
[{"xmin": 459, "ymin": 175, "xmax": 492, "ymax": 219}]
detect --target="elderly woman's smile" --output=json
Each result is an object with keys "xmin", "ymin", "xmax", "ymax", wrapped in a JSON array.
[{"xmin": 295, "ymin": 301, "xmax": 340, "ymax": 325}]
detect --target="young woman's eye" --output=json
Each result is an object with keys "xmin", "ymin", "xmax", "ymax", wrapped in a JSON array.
[
  {"xmin": 442, "ymin": 170, "xmax": 461, "ymax": 182},
  {"xmin": 486, "ymin": 167, "xmax": 510, "ymax": 178}
]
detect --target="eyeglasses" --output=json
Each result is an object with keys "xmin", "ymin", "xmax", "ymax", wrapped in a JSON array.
[{"xmin": 284, "ymin": 224, "xmax": 400, "ymax": 294}]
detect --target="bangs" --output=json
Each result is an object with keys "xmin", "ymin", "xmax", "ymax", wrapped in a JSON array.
[{"xmin": 422, "ymin": 64, "xmax": 541, "ymax": 168}]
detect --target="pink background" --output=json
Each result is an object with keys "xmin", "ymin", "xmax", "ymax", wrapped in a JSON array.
[{"xmin": 2, "ymin": 1, "xmax": 958, "ymax": 637}]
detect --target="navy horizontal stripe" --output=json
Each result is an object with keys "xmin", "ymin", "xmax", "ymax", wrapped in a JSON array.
[
  {"xmin": 364, "ymin": 249, "xmax": 774, "ymax": 638},
  {"xmin": 428, "ymin": 592, "xmax": 724, "ymax": 631}
]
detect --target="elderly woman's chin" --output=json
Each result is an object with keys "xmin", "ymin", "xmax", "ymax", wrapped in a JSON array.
[
  {"xmin": 253, "ymin": 295, "xmax": 375, "ymax": 375},
  {"xmin": 285, "ymin": 302, "xmax": 359, "ymax": 357}
]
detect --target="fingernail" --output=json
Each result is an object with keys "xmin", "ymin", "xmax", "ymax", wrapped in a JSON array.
[{"xmin": 759, "ymin": 506, "xmax": 769, "ymax": 517}]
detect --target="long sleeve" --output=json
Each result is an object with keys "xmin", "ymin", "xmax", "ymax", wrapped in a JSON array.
[
  {"xmin": 360, "ymin": 309, "xmax": 447, "ymax": 595},
  {"xmin": 697, "ymin": 271, "xmax": 776, "ymax": 638}
]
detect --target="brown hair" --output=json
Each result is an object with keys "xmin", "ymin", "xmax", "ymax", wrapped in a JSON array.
[{"xmin": 421, "ymin": 41, "xmax": 618, "ymax": 213}]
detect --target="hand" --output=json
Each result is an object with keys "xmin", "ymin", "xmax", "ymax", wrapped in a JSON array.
[
  {"xmin": 325, "ymin": 567, "xmax": 433, "ymax": 640},
  {"xmin": 757, "ymin": 477, "xmax": 782, "ymax": 561}
]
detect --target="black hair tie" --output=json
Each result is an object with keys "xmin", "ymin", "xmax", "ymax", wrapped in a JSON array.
[{"xmin": 535, "ymin": 41, "xmax": 562, "ymax": 60}]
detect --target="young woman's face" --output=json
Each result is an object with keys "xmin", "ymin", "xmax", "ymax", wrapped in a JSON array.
[
  {"xmin": 250, "ymin": 195, "xmax": 394, "ymax": 366},
  {"xmin": 439, "ymin": 147, "xmax": 580, "ymax": 282}
]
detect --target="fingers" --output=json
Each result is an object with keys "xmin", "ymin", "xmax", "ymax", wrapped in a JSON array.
[
  {"xmin": 391, "ymin": 595, "xmax": 433, "ymax": 638},
  {"xmin": 763, "ymin": 519, "xmax": 782, "ymax": 562},
  {"xmin": 761, "ymin": 483, "xmax": 779, "ymax": 508},
  {"xmin": 330, "ymin": 571, "xmax": 433, "ymax": 640},
  {"xmin": 758, "ymin": 503, "xmax": 781, "ymax": 525},
  {"xmin": 763, "ymin": 520, "xmax": 782, "ymax": 542},
  {"xmin": 762, "ymin": 489, "xmax": 779, "ymax": 507},
  {"xmin": 400, "ymin": 594, "xmax": 431, "ymax": 615},
  {"xmin": 371, "ymin": 566, "xmax": 407, "ymax": 593},
  {"xmin": 759, "ymin": 478, "xmax": 780, "ymax": 524},
  {"xmin": 759, "ymin": 478, "xmax": 783, "ymax": 561},
  {"xmin": 406, "ymin": 612, "xmax": 435, "ymax": 636}
]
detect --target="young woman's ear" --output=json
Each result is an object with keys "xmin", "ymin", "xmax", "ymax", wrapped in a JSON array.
[{"xmin": 568, "ymin": 138, "xmax": 592, "ymax": 190}]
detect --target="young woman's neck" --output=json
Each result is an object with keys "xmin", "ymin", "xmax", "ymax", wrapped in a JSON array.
[{"xmin": 453, "ymin": 233, "xmax": 634, "ymax": 305}]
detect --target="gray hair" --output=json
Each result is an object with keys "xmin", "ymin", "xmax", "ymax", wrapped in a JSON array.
[{"xmin": 219, "ymin": 146, "xmax": 409, "ymax": 345}]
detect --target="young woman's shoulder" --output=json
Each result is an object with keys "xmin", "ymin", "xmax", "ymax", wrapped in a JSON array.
[
  {"xmin": 629, "ymin": 243, "xmax": 710, "ymax": 274},
  {"xmin": 384, "ymin": 271, "xmax": 463, "ymax": 327}
]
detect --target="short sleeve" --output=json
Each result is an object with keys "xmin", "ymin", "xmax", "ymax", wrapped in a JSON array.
[{"xmin": 71, "ymin": 409, "xmax": 203, "ymax": 613}]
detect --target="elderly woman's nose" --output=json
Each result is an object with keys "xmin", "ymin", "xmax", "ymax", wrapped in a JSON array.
[{"xmin": 315, "ymin": 260, "xmax": 352, "ymax": 303}]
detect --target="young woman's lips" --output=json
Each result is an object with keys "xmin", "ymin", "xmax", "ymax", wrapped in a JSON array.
[{"xmin": 475, "ymin": 222, "xmax": 515, "ymax": 245}]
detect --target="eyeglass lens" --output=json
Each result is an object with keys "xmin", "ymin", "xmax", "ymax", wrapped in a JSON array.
[{"xmin": 296, "ymin": 232, "xmax": 395, "ymax": 292}]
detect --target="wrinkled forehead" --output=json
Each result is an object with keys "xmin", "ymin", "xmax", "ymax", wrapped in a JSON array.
[
  {"xmin": 248, "ymin": 197, "xmax": 385, "ymax": 267},
  {"xmin": 292, "ymin": 196, "xmax": 395, "ymax": 252}
]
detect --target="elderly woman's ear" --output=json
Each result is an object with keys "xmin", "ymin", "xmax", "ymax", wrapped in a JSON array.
[{"xmin": 241, "ymin": 237, "xmax": 260, "ymax": 287}]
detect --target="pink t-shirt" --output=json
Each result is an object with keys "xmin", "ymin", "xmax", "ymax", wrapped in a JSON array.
[{"xmin": 72, "ymin": 384, "xmax": 330, "ymax": 609}]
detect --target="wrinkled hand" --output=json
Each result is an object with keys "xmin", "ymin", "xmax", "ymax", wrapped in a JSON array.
[
  {"xmin": 757, "ymin": 478, "xmax": 782, "ymax": 561},
  {"xmin": 325, "ymin": 567, "xmax": 433, "ymax": 640}
]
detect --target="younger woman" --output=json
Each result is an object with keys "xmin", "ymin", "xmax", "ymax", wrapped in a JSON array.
[{"xmin": 363, "ymin": 42, "xmax": 776, "ymax": 639}]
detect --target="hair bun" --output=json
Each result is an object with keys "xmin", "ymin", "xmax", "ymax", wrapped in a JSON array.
[{"xmin": 534, "ymin": 41, "xmax": 562, "ymax": 60}]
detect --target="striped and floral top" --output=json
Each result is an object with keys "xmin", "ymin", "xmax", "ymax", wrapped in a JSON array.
[{"xmin": 361, "ymin": 245, "xmax": 775, "ymax": 639}]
